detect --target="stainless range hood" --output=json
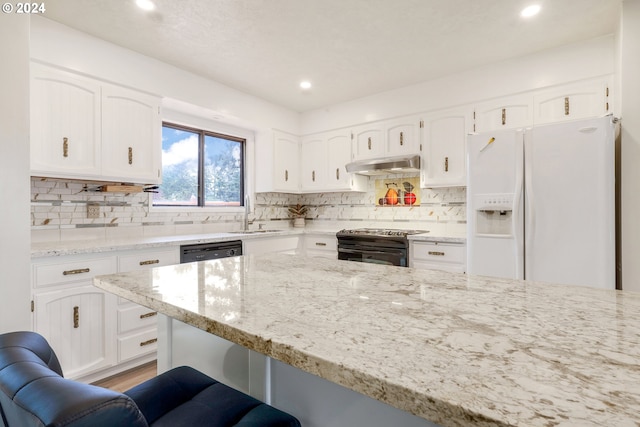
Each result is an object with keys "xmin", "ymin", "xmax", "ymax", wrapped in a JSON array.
[{"xmin": 345, "ymin": 154, "xmax": 421, "ymax": 176}]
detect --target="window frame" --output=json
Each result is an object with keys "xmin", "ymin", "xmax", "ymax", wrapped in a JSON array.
[{"xmin": 151, "ymin": 120, "xmax": 247, "ymax": 211}]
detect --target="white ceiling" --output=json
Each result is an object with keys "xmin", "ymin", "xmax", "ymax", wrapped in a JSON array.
[{"xmin": 42, "ymin": 0, "xmax": 621, "ymax": 112}]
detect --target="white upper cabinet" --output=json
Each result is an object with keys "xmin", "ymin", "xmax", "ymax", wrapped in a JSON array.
[
  {"xmin": 326, "ymin": 130, "xmax": 367, "ymax": 192},
  {"xmin": 352, "ymin": 117, "xmax": 421, "ymax": 161},
  {"xmin": 384, "ymin": 116, "xmax": 421, "ymax": 156},
  {"xmin": 533, "ymin": 77, "xmax": 610, "ymax": 125},
  {"xmin": 30, "ymin": 63, "xmax": 162, "ymax": 184},
  {"xmin": 101, "ymin": 84, "xmax": 161, "ymax": 183},
  {"xmin": 353, "ymin": 124, "xmax": 385, "ymax": 160},
  {"xmin": 421, "ymin": 106, "xmax": 472, "ymax": 188},
  {"xmin": 273, "ymin": 131, "xmax": 301, "ymax": 192},
  {"xmin": 31, "ymin": 63, "xmax": 102, "ymax": 178},
  {"xmin": 255, "ymin": 130, "xmax": 301, "ymax": 193},
  {"xmin": 300, "ymin": 135, "xmax": 327, "ymax": 191},
  {"xmin": 299, "ymin": 129, "xmax": 366, "ymax": 193},
  {"xmin": 474, "ymin": 94, "xmax": 533, "ymax": 132}
]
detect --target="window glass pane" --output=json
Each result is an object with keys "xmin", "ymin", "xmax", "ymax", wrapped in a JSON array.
[
  {"xmin": 153, "ymin": 126, "xmax": 199, "ymax": 206},
  {"xmin": 204, "ymin": 135, "xmax": 242, "ymax": 206}
]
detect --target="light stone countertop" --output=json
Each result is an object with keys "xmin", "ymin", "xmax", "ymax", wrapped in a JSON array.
[
  {"xmin": 408, "ymin": 233, "xmax": 466, "ymax": 244},
  {"xmin": 30, "ymin": 229, "xmax": 308, "ymax": 258},
  {"xmin": 31, "ymin": 228, "xmax": 465, "ymax": 257},
  {"xmin": 94, "ymin": 254, "xmax": 640, "ymax": 427}
]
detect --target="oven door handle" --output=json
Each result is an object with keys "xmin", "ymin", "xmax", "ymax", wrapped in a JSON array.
[{"xmin": 338, "ymin": 248, "xmax": 406, "ymax": 257}]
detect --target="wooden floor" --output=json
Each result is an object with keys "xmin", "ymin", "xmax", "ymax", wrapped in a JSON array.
[{"xmin": 92, "ymin": 360, "xmax": 157, "ymax": 393}]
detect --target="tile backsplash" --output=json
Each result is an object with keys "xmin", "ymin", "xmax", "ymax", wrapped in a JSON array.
[{"xmin": 31, "ymin": 176, "xmax": 466, "ymax": 241}]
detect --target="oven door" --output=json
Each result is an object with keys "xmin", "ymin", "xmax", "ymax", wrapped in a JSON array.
[{"xmin": 337, "ymin": 246, "xmax": 407, "ymax": 267}]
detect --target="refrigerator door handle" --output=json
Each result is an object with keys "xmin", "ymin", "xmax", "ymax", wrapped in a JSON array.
[
  {"xmin": 524, "ymin": 129, "xmax": 535, "ymax": 279},
  {"xmin": 513, "ymin": 131, "xmax": 525, "ymax": 280}
]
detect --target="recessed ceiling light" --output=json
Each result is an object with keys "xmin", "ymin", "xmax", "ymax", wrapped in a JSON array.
[
  {"xmin": 300, "ymin": 81, "xmax": 312, "ymax": 90},
  {"xmin": 521, "ymin": 4, "xmax": 541, "ymax": 18},
  {"xmin": 136, "ymin": 0, "xmax": 156, "ymax": 11}
]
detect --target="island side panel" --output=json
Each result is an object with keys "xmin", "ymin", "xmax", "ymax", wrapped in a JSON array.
[
  {"xmin": 157, "ymin": 315, "xmax": 440, "ymax": 427},
  {"xmin": 157, "ymin": 315, "xmax": 255, "ymax": 395}
]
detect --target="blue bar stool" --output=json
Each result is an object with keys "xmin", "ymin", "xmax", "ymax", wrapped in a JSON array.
[{"xmin": 0, "ymin": 331, "xmax": 301, "ymax": 427}]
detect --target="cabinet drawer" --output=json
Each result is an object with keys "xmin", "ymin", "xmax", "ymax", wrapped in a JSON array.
[
  {"xmin": 118, "ymin": 329, "xmax": 157, "ymax": 362},
  {"xmin": 118, "ymin": 248, "xmax": 179, "ymax": 272},
  {"xmin": 118, "ymin": 304, "xmax": 158, "ymax": 334},
  {"xmin": 412, "ymin": 260, "xmax": 465, "ymax": 273},
  {"xmin": 33, "ymin": 256, "xmax": 117, "ymax": 288},
  {"xmin": 411, "ymin": 242, "xmax": 465, "ymax": 264},
  {"xmin": 304, "ymin": 235, "xmax": 337, "ymax": 252}
]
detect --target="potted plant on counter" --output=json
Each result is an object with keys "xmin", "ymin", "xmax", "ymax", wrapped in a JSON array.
[{"xmin": 288, "ymin": 204, "xmax": 308, "ymax": 228}]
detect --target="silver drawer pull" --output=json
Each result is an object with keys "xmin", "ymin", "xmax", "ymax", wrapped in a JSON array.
[
  {"xmin": 139, "ymin": 311, "xmax": 157, "ymax": 319},
  {"xmin": 315, "ymin": 242, "xmax": 327, "ymax": 247},
  {"xmin": 140, "ymin": 338, "xmax": 157, "ymax": 347},
  {"xmin": 139, "ymin": 259, "xmax": 160, "ymax": 266},
  {"xmin": 428, "ymin": 251, "xmax": 445, "ymax": 256},
  {"xmin": 63, "ymin": 268, "xmax": 90, "ymax": 276}
]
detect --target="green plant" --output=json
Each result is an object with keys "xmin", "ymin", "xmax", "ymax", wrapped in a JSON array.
[{"xmin": 287, "ymin": 204, "xmax": 308, "ymax": 218}]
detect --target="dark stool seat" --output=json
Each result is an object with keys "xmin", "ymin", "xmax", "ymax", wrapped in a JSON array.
[{"xmin": 0, "ymin": 331, "xmax": 301, "ymax": 427}]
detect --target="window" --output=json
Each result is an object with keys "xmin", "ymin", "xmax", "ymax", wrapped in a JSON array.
[{"xmin": 153, "ymin": 123, "xmax": 245, "ymax": 207}]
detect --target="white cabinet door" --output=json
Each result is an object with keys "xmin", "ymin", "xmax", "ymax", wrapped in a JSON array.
[
  {"xmin": 273, "ymin": 131, "xmax": 300, "ymax": 192},
  {"xmin": 353, "ymin": 125, "xmax": 385, "ymax": 160},
  {"xmin": 475, "ymin": 94, "xmax": 533, "ymax": 132},
  {"xmin": 421, "ymin": 107, "xmax": 472, "ymax": 188},
  {"xmin": 243, "ymin": 236, "xmax": 301, "ymax": 255},
  {"xmin": 385, "ymin": 116, "xmax": 421, "ymax": 156},
  {"xmin": 34, "ymin": 285, "xmax": 116, "ymax": 379},
  {"xmin": 533, "ymin": 78, "xmax": 610, "ymax": 125},
  {"xmin": 30, "ymin": 64, "xmax": 101, "ymax": 178},
  {"xmin": 353, "ymin": 117, "xmax": 420, "ymax": 161},
  {"xmin": 326, "ymin": 130, "xmax": 367, "ymax": 191},
  {"xmin": 300, "ymin": 135, "xmax": 326, "ymax": 191},
  {"xmin": 101, "ymin": 85, "xmax": 161, "ymax": 184}
]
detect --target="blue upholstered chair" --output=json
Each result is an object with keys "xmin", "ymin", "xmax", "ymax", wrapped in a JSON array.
[{"xmin": 0, "ymin": 331, "xmax": 301, "ymax": 427}]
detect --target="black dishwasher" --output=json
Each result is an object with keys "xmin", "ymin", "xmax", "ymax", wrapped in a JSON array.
[{"xmin": 180, "ymin": 240, "xmax": 243, "ymax": 263}]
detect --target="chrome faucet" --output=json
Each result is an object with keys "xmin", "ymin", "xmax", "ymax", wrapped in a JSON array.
[{"xmin": 243, "ymin": 194, "xmax": 250, "ymax": 231}]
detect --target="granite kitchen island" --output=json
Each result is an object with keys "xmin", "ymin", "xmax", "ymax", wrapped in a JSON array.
[{"xmin": 94, "ymin": 253, "xmax": 640, "ymax": 427}]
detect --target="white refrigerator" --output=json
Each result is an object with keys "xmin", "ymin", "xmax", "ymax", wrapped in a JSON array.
[{"xmin": 466, "ymin": 115, "xmax": 617, "ymax": 289}]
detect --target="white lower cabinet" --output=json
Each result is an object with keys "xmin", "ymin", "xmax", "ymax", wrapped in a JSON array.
[
  {"xmin": 115, "ymin": 248, "xmax": 178, "ymax": 365},
  {"xmin": 34, "ymin": 285, "xmax": 116, "ymax": 379},
  {"xmin": 303, "ymin": 234, "xmax": 337, "ymax": 259},
  {"xmin": 32, "ymin": 255, "xmax": 118, "ymax": 380},
  {"xmin": 32, "ymin": 247, "xmax": 179, "ymax": 381},
  {"xmin": 409, "ymin": 241, "xmax": 466, "ymax": 273},
  {"xmin": 243, "ymin": 235, "xmax": 301, "ymax": 255}
]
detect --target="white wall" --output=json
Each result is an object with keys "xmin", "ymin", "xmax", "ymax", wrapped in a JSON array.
[
  {"xmin": 301, "ymin": 36, "xmax": 616, "ymax": 133},
  {"xmin": 621, "ymin": 0, "xmax": 640, "ymax": 292},
  {"xmin": 0, "ymin": 15, "xmax": 32, "ymax": 332},
  {"xmin": 29, "ymin": 16, "xmax": 300, "ymax": 135}
]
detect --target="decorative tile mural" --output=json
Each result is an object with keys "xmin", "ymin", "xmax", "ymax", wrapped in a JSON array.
[{"xmin": 374, "ymin": 177, "xmax": 420, "ymax": 206}]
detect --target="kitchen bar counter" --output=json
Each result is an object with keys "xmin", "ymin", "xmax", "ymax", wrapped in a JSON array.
[{"xmin": 93, "ymin": 254, "xmax": 640, "ymax": 427}]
